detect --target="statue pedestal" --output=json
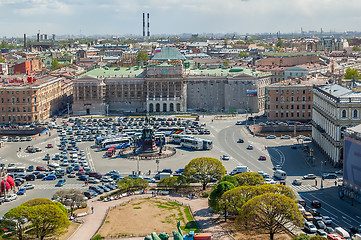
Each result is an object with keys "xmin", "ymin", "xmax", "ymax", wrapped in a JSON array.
[{"xmin": 141, "ymin": 139, "xmax": 157, "ymax": 153}]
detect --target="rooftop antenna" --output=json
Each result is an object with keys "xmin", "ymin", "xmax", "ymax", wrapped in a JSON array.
[
  {"xmin": 147, "ymin": 13, "xmax": 150, "ymax": 38},
  {"xmin": 143, "ymin": 13, "xmax": 145, "ymax": 39}
]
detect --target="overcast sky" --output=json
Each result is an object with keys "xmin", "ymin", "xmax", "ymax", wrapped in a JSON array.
[{"xmin": 1, "ymin": 0, "xmax": 361, "ymax": 38}]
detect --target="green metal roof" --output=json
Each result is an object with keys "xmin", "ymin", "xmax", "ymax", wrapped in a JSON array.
[{"xmin": 151, "ymin": 47, "xmax": 186, "ymax": 61}]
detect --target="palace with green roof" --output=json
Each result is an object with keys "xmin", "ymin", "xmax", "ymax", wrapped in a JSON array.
[{"xmin": 73, "ymin": 47, "xmax": 271, "ymax": 115}]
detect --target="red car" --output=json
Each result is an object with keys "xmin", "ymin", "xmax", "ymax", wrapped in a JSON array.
[
  {"xmin": 47, "ymin": 143, "xmax": 53, "ymax": 148},
  {"xmin": 36, "ymin": 166, "xmax": 46, "ymax": 171},
  {"xmin": 258, "ymin": 155, "xmax": 267, "ymax": 161},
  {"xmin": 78, "ymin": 169, "xmax": 85, "ymax": 174}
]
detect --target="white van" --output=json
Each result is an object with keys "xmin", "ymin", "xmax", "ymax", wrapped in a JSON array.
[
  {"xmin": 274, "ymin": 170, "xmax": 287, "ymax": 180},
  {"xmin": 48, "ymin": 163, "xmax": 60, "ymax": 170},
  {"xmin": 230, "ymin": 166, "xmax": 249, "ymax": 176},
  {"xmin": 335, "ymin": 227, "xmax": 351, "ymax": 239}
]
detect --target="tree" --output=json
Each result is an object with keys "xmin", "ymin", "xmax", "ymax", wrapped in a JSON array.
[
  {"xmin": 3, "ymin": 205, "xmax": 29, "ymax": 240},
  {"xmin": 22, "ymin": 198, "xmax": 54, "ymax": 207},
  {"xmin": 223, "ymin": 60, "xmax": 229, "ymax": 66},
  {"xmin": 183, "ymin": 157, "xmax": 226, "ymax": 190},
  {"xmin": 344, "ymin": 67, "xmax": 360, "ymax": 79},
  {"xmin": 50, "ymin": 59, "xmax": 61, "ymax": 71},
  {"xmin": 234, "ymin": 172, "xmax": 265, "ymax": 186},
  {"xmin": 53, "ymin": 189, "xmax": 86, "ymax": 216},
  {"xmin": 219, "ymin": 186, "xmax": 257, "ymax": 215},
  {"xmin": 237, "ymin": 193, "xmax": 303, "ymax": 240},
  {"xmin": 0, "ymin": 56, "xmax": 5, "ymax": 63},
  {"xmin": 209, "ymin": 181, "xmax": 235, "ymax": 212},
  {"xmin": 239, "ymin": 51, "xmax": 249, "ymax": 58},
  {"xmin": 255, "ymin": 184, "xmax": 296, "ymax": 200},
  {"xmin": 136, "ymin": 51, "xmax": 150, "ymax": 61},
  {"xmin": 219, "ymin": 175, "xmax": 238, "ymax": 187},
  {"xmin": 276, "ymin": 40, "xmax": 285, "ymax": 48},
  {"xmin": 27, "ymin": 203, "xmax": 70, "ymax": 240},
  {"xmin": 117, "ymin": 177, "xmax": 148, "ymax": 191},
  {"xmin": 352, "ymin": 46, "xmax": 361, "ymax": 51},
  {"xmin": 293, "ymin": 234, "xmax": 310, "ymax": 240},
  {"xmin": 157, "ymin": 176, "xmax": 188, "ymax": 190},
  {"xmin": 310, "ymin": 236, "xmax": 326, "ymax": 240}
]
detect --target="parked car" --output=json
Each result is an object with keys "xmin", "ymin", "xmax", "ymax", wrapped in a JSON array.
[
  {"xmin": 46, "ymin": 143, "xmax": 53, "ymax": 148},
  {"xmin": 55, "ymin": 179, "xmax": 66, "ymax": 187},
  {"xmin": 316, "ymin": 229, "xmax": 327, "ymax": 237},
  {"xmin": 280, "ymin": 135, "xmax": 291, "ymax": 139},
  {"xmin": 304, "ymin": 222, "xmax": 317, "ymax": 233},
  {"xmin": 25, "ymin": 174, "xmax": 35, "ymax": 181},
  {"xmin": 321, "ymin": 216, "xmax": 332, "ymax": 225},
  {"xmin": 266, "ymin": 135, "xmax": 276, "ymax": 139},
  {"xmin": 222, "ymin": 155, "xmax": 230, "ymax": 160},
  {"xmin": 17, "ymin": 187, "xmax": 26, "ymax": 195},
  {"xmin": 314, "ymin": 220, "xmax": 326, "ymax": 230},
  {"xmin": 42, "ymin": 174, "xmax": 57, "ymax": 181},
  {"xmin": 247, "ymin": 145, "xmax": 253, "ymax": 150},
  {"xmin": 303, "ymin": 212, "xmax": 313, "ymax": 221},
  {"xmin": 322, "ymin": 173, "xmax": 338, "ymax": 179},
  {"xmin": 258, "ymin": 155, "xmax": 266, "ymax": 161},
  {"xmin": 5, "ymin": 194, "xmax": 17, "ymax": 202},
  {"xmin": 23, "ymin": 184, "xmax": 35, "ymax": 190}
]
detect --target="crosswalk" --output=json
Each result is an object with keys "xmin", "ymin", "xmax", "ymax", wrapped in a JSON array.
[
  {"xmin": 34, "ymin": 183, "xmax": 88, "ymax": 190},
  {"xmin": 290, "ymin": 184, "xmax": 318, "ymax": 193}
]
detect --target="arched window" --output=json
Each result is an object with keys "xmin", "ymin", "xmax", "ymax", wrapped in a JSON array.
[
  {"xmin": 156, "ymin": 103, "xmax": 160, "ymax": 112},
  {"xmin": 342, "ymin": 109, "xmax": 347, "ymax": 118},
  {"xmin": 163, "ymin": 103, "xmax": 167, "ymax": 112},
  {"xmin": 354, "ymin": 109, "xmax": 358, "ymax": 118},
  {"xmin": 170, "ymin": 103, "xmax": 174, "ymax": 112},
  {"xmin": 149, "ymin": 103, "xmax": 154, "ymax": 112}
]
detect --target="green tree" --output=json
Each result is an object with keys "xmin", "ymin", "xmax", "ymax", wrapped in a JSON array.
[
  {"xmin": 254, "ymin": 184, "xmax": 296, "ymax": 200},
  {"xmin": 183, "ymin": 157, "xmax": 226, "ymax": 190},
  {"xmin": 344, "ymin": 67, "xmax": 360, "ymax": 79},
  {"xmin": 219, "ymin": 186, "xmax": 257, "ymax": 215},
  {"xmin": 310, "ymin": 236, "xmax": 326, "ymax": 240},
  {"xmin": 136, "ymin": 51, "xmax": 150, "ymax": 61},
  {"xmin": 52, "ymin": 189, "xmax": 85, "ymax": 216},
  {"xmin": 209, "ymin": 181, "xmax": 235, "ymax": 212},
  {"xmin": 219, "ymin": 175, "xmax": 238, "ymax": 187},
  {"xmin": 117, "ymin": 177, "xmax": 149, "ymax": 191},
  {"xmin": 239, "ymin": 51, "xmax": 249, "ymax": 58},
  {"xmin": 22, "ymin": 198, "xmax": 54, "ymax": 207},
  {"xmin": 3, "ymin": 205, "xmax": 29, "ymax": 240},
  {"xmin": 0, "ymin": 56, "xmax": 5, "ymax": 63},
  {"xmin": 237, "ymin": 193, "xmax": 303, "ymax": 240},
  {"xmin": 352, "ymin": 46, "xmax": 361, "ymax": 51},
  {"xmin": 27, "ymin": 203, "xmax": 70, "ymax": 240},
  {"xmin": 157, "ymin": 176, "xmax": 188, "ymax": 190},
  {"xmin": 234, "ymin": 172, "xmax": 265, "ymax": 186},
  {"xmin": 293, "ymin": 234, "xmax": 310, "ymax": 240},
  {"xmin": 223, "ymin": 60, "xmax": 229, "ymax": 66},
  {"xmin": 50, "ymin": 59, "xmax": 61, "ymax": 71},
  {"xmin": 276, "ymin": 40, "xmax": 285, "ymax": 48}
]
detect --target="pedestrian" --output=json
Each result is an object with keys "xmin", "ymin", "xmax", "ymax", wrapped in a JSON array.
[
  {"xmin": 315, "ymin": 179, "xmax": 317, "ymax": 186},
  {"xmin": 91, "ymin": 207, "xmax": 94, "ymax": 214},
  {"xmin": 335, "ymin": 180, "xmax": 337, "ymax": 186}
]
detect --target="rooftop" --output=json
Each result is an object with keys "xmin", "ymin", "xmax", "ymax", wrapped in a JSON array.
[
  {"xmin": 79, "ymin": 67, "xmax": 144, "ymax": 78},
  {"xmin": 188, "ymin": 67, "xmax": 271, "ymax": 77},
  {"xmin": 262, "ymin": 52, "xmax": 319, "ymax": 57},
  {"xmin": 152, "ymin": 47, "xmax": 186, "ymax": 61}
]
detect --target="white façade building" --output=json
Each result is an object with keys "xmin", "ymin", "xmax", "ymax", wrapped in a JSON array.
[{"xmin": 312, "ymin": 84, "xmax": 361, "ymax": 167}]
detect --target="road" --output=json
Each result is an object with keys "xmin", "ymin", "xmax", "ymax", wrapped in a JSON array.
[{"xmin": 0, "ymin": 114, "xmax": 360, "ymax": 232}]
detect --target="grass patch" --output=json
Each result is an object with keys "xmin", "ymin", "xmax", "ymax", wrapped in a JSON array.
[
  {"xmin": 182, "ymin": 206, "xmax": 200, "ymax": 233},
  {"xmin": 133, "ymin": 207, "xmax": 142, "ymax": 209}
]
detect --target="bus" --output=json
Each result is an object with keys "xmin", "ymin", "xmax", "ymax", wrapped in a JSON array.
[
  {"xmin": 155, "ymin": 133, "xmax": 166, "ymax": 146},
  {"xmin": 6, "ymin": 166, "xmax": 26, "ymax": 174},
  {"xmin": 102, "ymin": 137, "xmax": 132, "ymax": 150},
  {"xmin": 157, "ymin": 127, "xmax": 185, "ymax": 136},
  {"xmin": 121, "ymin": 129, "xmax": 142, "ymax": 136},
  {"xmin": 95, "ymin": 135, "xmax": 126, "ymax": 146},
  {"xmin": 180, "ymin": 138, "xmax": 212, "ymax": 150},
  {"xmin": 202, "ymin": 139, "xmax": 213, "ymax": 150},
  {"xmin": 170, "ymin": 134, "xmax": 194, "ymax": 144}
]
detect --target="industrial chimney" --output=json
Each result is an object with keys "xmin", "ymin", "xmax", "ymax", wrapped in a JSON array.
[
  {"xmin": 143, "ymin": 13, "xmax": 145, "ymax": 38},
  {"xmin": 24, "ymin": 34, "xmax": 27, "ymax": 50},
  {"xmin": 37, "ymin": 33, "xmax": 40, "ymax": 42},
  {"xmin": 147, "ymin": 13, "xmax": 150, "ymax": 38}
]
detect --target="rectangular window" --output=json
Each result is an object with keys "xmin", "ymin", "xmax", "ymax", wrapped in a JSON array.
[
  {"xmin": 276, "ymin": 105, "xmax": 278, "ymax": 109},
  {"xmin": 291, "ymin": 112, "xmax": 294, "ymax": 117},
  {"xmin": 286, "ymin": 113, "xmax": 289, "ymax": 117},
  {"xmin": 23, "ymin": 107, "xmax": 26, "ymax": 112},
  {"xmin": 302, "ymin": 105, "xmax": 305, "ymax": 109}
]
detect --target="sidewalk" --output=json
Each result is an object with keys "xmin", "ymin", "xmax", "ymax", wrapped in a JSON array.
[{"xmin": 68, "ymin": 194, "xmax": 233, "ymax": 240}]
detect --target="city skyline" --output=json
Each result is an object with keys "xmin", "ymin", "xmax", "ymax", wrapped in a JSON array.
[{"xmin": 1, "ymin": 0, "xmax": 361, "ymax": 37}]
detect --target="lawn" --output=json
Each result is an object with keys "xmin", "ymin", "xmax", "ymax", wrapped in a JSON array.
[{"xmin": 96, "ymin": 198, "xmax": 200, "ymax": 238}]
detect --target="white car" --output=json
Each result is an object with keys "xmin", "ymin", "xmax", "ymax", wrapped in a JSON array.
[
  {"xmin": 280, "ymin": 135, "xmax": 291, "ymax": 139},
  {"xmin": 100, "ymin": 176, "xmax": 113, "ymax": 182},
  {"xmin": 222, "ymin": 155, "xmax": 230, "ymax": 160},
  {"xmin": 23, "ymin": 184, "xmax": 35, "ymax": 190},
  {"xmin": 266, "ymin": 135, "xmax": 276, "ymax": 139},
  {"xmin": 5, "ymin": 194, "xmax": 18, "ymax": 202}
]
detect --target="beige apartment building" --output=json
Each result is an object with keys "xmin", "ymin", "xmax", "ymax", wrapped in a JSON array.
[
  {"xmin": 266, "ymin": 78, "xmax": 328, "ymax": 121},
  {"xmin": 0, "ymin": 76, "xmax": 66, "ymax": 124}
]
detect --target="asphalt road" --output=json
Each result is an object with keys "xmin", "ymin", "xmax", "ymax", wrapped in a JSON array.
[{"xmin": 0, "ymin": 114, "xmax": 360, "ymax": 233}]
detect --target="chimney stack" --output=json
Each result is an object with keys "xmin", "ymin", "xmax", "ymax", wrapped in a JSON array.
[
  {"xmin": 37, "ymin": 33, "xmax": 40, "ymax": 42},
  {"xmin": 24, "ymin": 34, "xmax": 27, "ymax": 50},
  {"xmin": 143, "ymin": 13, "xmax": 145, "ymax": 38},
  {"xmin": 147, "ymin": 13, "xmax": 150, "ymax": 38}
]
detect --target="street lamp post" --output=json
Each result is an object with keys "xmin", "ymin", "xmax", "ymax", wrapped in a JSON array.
[
  {"xmin": 106, "ymin": 104, "xmax": 109, "ymax": 117},
  {"xmin": 67, "ymin": 103, "xmax": 70, "ymax": 118},
  {"xmin": 321, "ymin": 161, "xmax": 324, "ymax": 189}
]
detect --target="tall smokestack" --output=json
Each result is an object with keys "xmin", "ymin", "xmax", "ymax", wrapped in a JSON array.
[
  {"xmin": 24, "ymin": 34, "xmax": 27, "ymax": 50},
  {"xmin": 147, "ymin": 13, "xmax": 150, "ymax": 38},
  {"xmin": 37, "ymin": 33, "xmax": 40, "ymax": 42},
  {"xmin": 143, "ymin": 13, "xmax": 145, "ymax": 38}
]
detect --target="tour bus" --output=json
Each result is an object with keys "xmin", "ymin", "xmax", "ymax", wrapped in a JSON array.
[
  {"xmin": 102, "ymin": 137, "xmax": 132, "ymax": 150},
  {"xmin": 6, "ymin": 166, "xmax": 26, "ymax": 175},
  {"xmin": 95, "ymin": 135, "xmax": 126, "ymax": 146},
  {"xmin": 157, "ymin": 127, "xmax": 185, "ymax": 136},
  {"xmin": 274, "ymin": 169, "xmax": 287, "ymax": 180},
  {"xmin": 121, "ymin": 129, "xmax": 142, "ymax": 136},
  {"xmin": 170, "ymin": 134, "xmax": 194, "ymax": 144},
  {"xmin": 180, "ymin": 138, "xmax": 213, "ymax": 150}
]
